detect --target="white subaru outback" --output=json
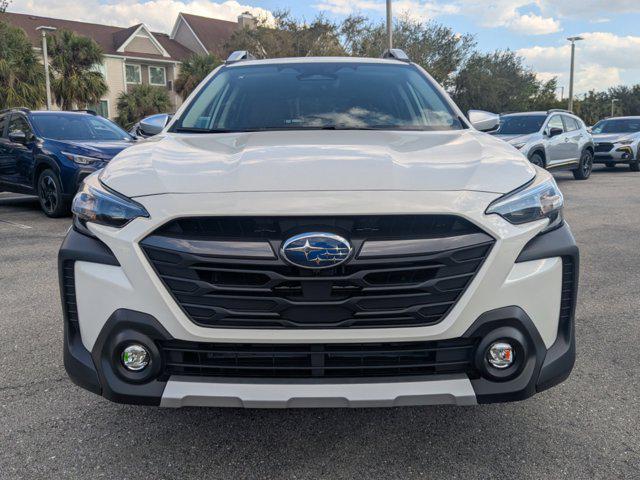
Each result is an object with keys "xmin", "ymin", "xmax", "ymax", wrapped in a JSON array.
[{"xmin": 60, "ymin": 51, "xmax": 578, "ymax": 408}]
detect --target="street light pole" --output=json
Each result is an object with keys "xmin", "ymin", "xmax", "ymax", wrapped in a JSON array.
[
  {"xmin": 567, "ymin": 36, "xmax": 583, "ymax": 112},
  {"xmin": 611, "ymin": 99, "xmax": 619, "ymax": 117},
  {"xmin": 386, "ymin": 0, "xmax": 393, "ymax": 50},
  {"xmin": 36, "ymin": 26, "xmax": 57, "ymax": 110}
]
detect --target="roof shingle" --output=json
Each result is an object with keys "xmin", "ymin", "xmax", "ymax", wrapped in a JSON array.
[{"xmin": 1, "ymin": 12, "xmax": 193, "ymax": 61}]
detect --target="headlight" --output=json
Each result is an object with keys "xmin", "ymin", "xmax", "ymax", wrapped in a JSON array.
[
  {"xmin": 615, "ymin": 139, "xmax": 634, "ymax": 146},
  {"xmin": 72, "ymin": 172, "xmax": 149, "ymax": 233},
  {"xmin": 486, "ymin": 173, "xmax": 563, "ymax": 232},
  {"xmin": 511, "ymin": 142, "xmax": 526, "ymax": 150},
  {"xmin": 62, "ymin": 151, "xmax": 103, "ymax": 165}
]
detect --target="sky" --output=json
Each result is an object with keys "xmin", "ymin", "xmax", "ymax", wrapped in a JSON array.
[{"xmin": 7, "ymin": 0, "xmax": 640, "ymax": 95}]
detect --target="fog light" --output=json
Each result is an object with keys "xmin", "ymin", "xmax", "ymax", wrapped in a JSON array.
[
  {"xmin": 487, "ymin": 342, "xmax": 514, "ymax": 369},
  {"xmin": 121, "ymin": 344, "xmax": 150, "ymax": 371}
]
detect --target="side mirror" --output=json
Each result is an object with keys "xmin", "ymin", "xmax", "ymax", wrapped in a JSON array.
[
  {"xmin": 138, "ymin": 114, "xmax": 171, "ymax": 137},
  {"xmin": 8, "ymin": 130, "xmax": 27, "ymax": 143},
  {"xmin": 548, "ymin": 127, "xmax": 563, "ymax": 138},
  {"xmin": 586, "ymin": 127, "xmax": 593, "ymax": 133},
  {"xmin": 468, "ymin": 110, "xmax": 500, "ymax": 132}
]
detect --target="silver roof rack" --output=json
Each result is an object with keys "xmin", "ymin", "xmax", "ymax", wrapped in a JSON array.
[
  {"xmin": 382, "ymin": 49, "xmax": 410, "ymax": 62},
  {"xmin": 226, "ymin": 50, "xmax": 256, "ymax": 64}
]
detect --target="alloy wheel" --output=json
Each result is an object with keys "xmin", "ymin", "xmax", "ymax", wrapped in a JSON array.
[{"xmin": 39, "ymin": 175, "xmax": 59, "ymax": 214}]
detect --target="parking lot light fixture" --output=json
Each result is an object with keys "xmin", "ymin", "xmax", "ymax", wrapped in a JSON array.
[
  {"xmin": 36, "ymin": 25, "xmax": 57, "ymax": 110},
  {"xmin": 567, "ymin": 36, "xmax": 584, "ymax": 112}
]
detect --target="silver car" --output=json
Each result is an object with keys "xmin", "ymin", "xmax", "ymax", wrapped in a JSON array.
[
  {"xmin": 491, "ymin": 110, "xmax": 595, "ymax": 180},
  {"xmin": 591, "ymin": 116, "xmax": 640, "ymax": 171}
]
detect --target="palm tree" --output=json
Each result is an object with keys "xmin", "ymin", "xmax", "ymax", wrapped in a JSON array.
[
  {"xmin": 116, "ymin": 84, "xmax": 171, "ymax": 129},
  {"xmin": 174, "ymin": 53, "xmax": 221, "ymax": 100},
  {"xmin": 48, "ymin": 29, "xmax": 108, "ymax": 110},
  {"xmin": 0, "ymin": 21, "xmax": 46, "ymax": 109}
]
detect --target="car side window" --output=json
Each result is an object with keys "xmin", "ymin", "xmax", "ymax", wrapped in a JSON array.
[
  {"xmin": 0, "ymin": 114, "xmax": 7, "ymax": 137},
  {"xmin": 547, "ymin": 115, "xmax": 564, "ymax": 132},
  {"xmin": 562, "ymin": 116, "xmax": 579, "ymax": 132},
  {"xmin": 8, "ymin": 115, "xmax": 32, "ymax": 138}
]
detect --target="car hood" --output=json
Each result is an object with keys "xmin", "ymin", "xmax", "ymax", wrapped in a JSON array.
[
  {"xmin": 101, "ymin": 130, "xmax": 536, "ymax": 197},
  {"xmin": 48, "ymin": 139, "xmax": 133, "ymax": 161},
  {"xmin": 492, "ymin": 133, "xmax": 536, "ymax": 145},
  {"xmin": 592, "ymin": 133, "xmax": 640, "ymax": 143}
]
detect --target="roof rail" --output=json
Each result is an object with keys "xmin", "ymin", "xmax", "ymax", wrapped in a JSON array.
[
  {"xmin": 547, "ymin": 108, "xmax": 573, "ymax": 115},
  {"xmin": 226, "ymin": 50, "xmax": 256, "ymax": 64},
  {"xmin": 0, "ymin": 107, "xmax": 30, "ymax": 115},
  {"xmin": 382, "ymin": 49, "xmax": 410, "ymax": 62}
]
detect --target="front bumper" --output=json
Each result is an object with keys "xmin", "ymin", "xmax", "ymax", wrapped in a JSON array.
[
  {"xmin": 60, "ymin": 190, "xmax": 578, "ymax": 407},
  {"xmin": 594, "ymin": 145, "xmax": 636, "ymax": 163}
]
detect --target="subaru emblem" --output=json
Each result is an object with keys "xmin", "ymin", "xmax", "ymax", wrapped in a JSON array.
[{"xmin": 281, "ymin": 232, "xmax": 352, "ymax": 269}]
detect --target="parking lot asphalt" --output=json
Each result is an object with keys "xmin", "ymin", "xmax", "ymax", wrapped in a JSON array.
[{"xmin": 1, "ymin": 166, "xmax": 639, "ymax": 479}]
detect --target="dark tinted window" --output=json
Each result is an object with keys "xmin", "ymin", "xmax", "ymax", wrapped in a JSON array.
[
  {"xmin": 592, "ymin": 118, "xmax": 640, "ymax": 134},
  {"xmin": 8, "ymin": 115, "xmax": 31, "ymax": 136},
  {"xmin": 30, "ymin": 114, "xmax": 131, "ymax": 141},
  {"xmin": 562, "ymin": 116, "xmax": 579, "ymax": 132},
  {"xmin": 0, "ymin": 115, "xmax": 6, "ymax": 137},
  {"xmin": 174, "ymin": 62, "xmax": 463, "ymax": 132},
  {"xmin": 495, "ymin": 115, "xmax": 545, "ymax": 135}
]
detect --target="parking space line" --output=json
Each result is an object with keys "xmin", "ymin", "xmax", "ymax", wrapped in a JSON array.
[{"xmin": 0, "ymin": 219, "xmax": 33, "ymax": 229}]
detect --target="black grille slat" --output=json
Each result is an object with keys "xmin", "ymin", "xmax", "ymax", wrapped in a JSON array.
[
  {"xmin": 594, "ymin": 143, "xmax": 614, "ymax": 153},
  {"xmin": 62, "ymin": 261, "xmax": 79, "ymax": 322},
  {"xmin": 160, "ymin": 338, "xmax": 479, "ymax": 379},
  {"xmin": 141, "ymin": 215, "xmax": 494, "ymax": 329}
]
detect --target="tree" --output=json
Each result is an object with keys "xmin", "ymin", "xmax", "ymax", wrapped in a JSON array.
[
  {"xmin": 225, "ymin": 10, "xmax": 345, "ymax": 59},
  {"xmin": 341, "ymin": 15, "xmax": 475, "ymax": 87},
  {"xmin": 116, "ymin": 84, "xmax": 171, "ymax": 128},
  {"xmin": 452, "ymin": 50, "xmax": 560, "ymax": 114},
  {"xmin": 1, "ymin": 1, "xmax": 10, "ymax": 13},
  {"xmin": 48, "ymin": 29, "xmax": 108, "ymax": 110},
  {"xmin": 0, "ymin": 21, "xmax": 46, "ymax": 109},
  {"xmin": 175, "ymin": 53, "xmax": 221, "ymax": 100}
]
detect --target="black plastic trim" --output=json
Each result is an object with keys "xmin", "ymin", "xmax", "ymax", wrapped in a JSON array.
[
  {"xmin": 516, "ymin": 222, "xmax": 578, "ymax": 263},
  {"xmin": 59, "ymin": 227, "xmax": 120, "ymax": 267},
  {"xmin": 90, "ymin": 310, "xmax": 172, "ymax": 405},
  {"xmin": 463, "ymin": 306, "xmax": 547, "ymax": 404}
]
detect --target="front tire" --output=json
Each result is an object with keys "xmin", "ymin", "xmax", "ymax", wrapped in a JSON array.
[
  {"xmin": 573, "ymin": 150, "xmax": 593, "ymax": 180},
  {"xmin": 529, "ymin": 153, "xmax": 545, "ymax": 168},
  {"xmin": 630, "ymin": 153, "xmax": 640, "ymax": 172},
  {"xmin": 37, "ymin": 169, "xmax": 69, "ymax": 217}
]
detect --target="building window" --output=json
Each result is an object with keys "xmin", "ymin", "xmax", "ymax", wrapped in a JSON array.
[
  {"xmin": 91, "ymin": 62, "xmax": 107, "ymax": 80},
  {"xmin": 89, "ymin": 100, "xmax": 109, "ymax": 118},
  {"xmin": 125, "ymin": 64, "xmax": 141, "ymax": 84},
  {"xmin": 149, "ymin": 66, "xmax": 166, "ymax": 86}
]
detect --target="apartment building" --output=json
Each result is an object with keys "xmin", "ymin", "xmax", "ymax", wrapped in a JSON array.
[{"xmin": 1, "ymin": 11, "xmax": 256, "ymax": 118}]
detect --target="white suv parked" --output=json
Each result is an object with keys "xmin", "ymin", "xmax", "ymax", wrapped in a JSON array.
[{"xmin": 60, "ymin": 51, "xmax": 578, "ymax": 408}]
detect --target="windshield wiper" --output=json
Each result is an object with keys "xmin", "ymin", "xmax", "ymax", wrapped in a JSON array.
[{"xmin": 174, "ymin": 127, "xmax": 252, "ymax": 134}]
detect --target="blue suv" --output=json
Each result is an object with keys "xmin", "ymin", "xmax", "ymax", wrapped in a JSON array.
[{"xmin": 0, "ymin": 108, "xmax": 135, "ymax": 217}]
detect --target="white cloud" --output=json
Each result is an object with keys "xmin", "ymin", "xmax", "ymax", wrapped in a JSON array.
[
  {"xmin": 504, "ymin": 13, "xmax": 560, "ymax": 35},
  {"xmin": 9, "ymin": 0, "xmax": 273, "ymax": 33},
  {"xmin": 518, "ymin": 32, "xmax": 640, "ymax": 93}
]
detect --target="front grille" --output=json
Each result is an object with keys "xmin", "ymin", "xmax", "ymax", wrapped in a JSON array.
[
  {"xmin": 141, "ymin": 215, "xmax": 494, "ymax": 329},
  {"xmin": 595, "ymin": 143, "xmax": 614, "ymax": 153},
  {"xmin": 160, "ymin": 338, "xmax": 479, "ymax": 379}
]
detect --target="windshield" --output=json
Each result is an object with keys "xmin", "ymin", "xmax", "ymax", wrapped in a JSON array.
[
  {"xmin": 31, "ymin": 114, "xmax": 132, "ymax": 141},
  {"xmin": 173, "ymin": 62, "xmax": 463, "ymax": 132},
  {"xmin": 494, "ymin": 115, "xmax": 546, "ymax": 135},
  {"xmin": 592, "ymin": 119, "xmax": 640, "ymax": 134}
]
